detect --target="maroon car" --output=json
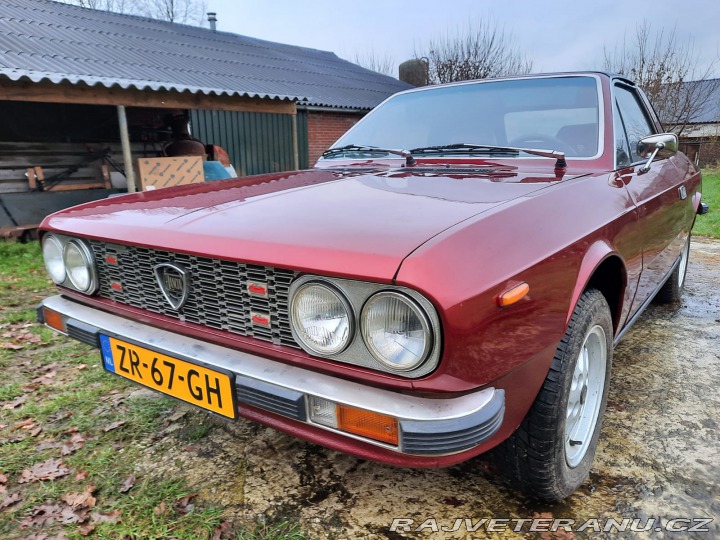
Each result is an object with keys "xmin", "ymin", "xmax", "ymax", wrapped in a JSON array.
[{"xmin": 37, "ymin": 72, "xmax": 705, "ymax": 501}]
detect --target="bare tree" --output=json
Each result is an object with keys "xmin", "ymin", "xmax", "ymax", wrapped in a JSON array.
[
  {"xmin": 56, "ymin": 0, "xmax": 134, "ymax": 11},
  {"xmin": 353, "ymin": 50, "xmax": 396, "ymax": 77},
  {"xmin": 414, "ymin": 19, "xmax": 533, "ymax": 84},
  {"xmin": 603, "ymin": 21, "xmax": 720, "ymax": 135},
  {"xmin": 139, "ymin": 0, "xmax": 208, "ymax": 25},
  {"xmin": 57, "ymin": 0, "xmax": 207, "ymax": 25}
]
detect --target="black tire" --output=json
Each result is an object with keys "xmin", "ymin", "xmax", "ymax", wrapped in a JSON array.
[
  {"xmin": 654, "ymin": 235, "xmax": 690, "ymax": 304},
  {"xmin": 494, "ymin": 288, "xmax": 613, "ymax": 501}
]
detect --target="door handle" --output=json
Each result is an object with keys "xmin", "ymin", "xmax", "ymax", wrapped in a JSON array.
[{"xmin": 678, "ymin": 185, "xmax": 687, "ymax": 200}]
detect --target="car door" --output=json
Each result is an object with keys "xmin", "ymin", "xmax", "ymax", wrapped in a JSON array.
[{"xmin": 613, "ymin": 82, "xmax": 691, "ymax": 319}]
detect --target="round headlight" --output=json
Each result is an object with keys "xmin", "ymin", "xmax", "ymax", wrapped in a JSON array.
[
  {"xmin": 42, "ymin": 235, "xmax": 66, "ymax": 284},
  {"xmin": 63, "ymin": 241, "xmax": 96, "ymax": 293},
  {"xmin": 291, "ymin": 282, "xmax": 353, "ymax": 356},
  {"xmin": 361, "ymin": 292, "xmax": 432, "ymax": 371}
]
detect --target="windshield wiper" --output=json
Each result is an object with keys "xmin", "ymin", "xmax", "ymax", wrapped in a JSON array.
[
  {"xmin": 410, "ymin": 143, "xmax": 567, "ymax": 167},
  {"xmin": 322, "ymin": 144, "xmax": 416, "ymax": 166}
]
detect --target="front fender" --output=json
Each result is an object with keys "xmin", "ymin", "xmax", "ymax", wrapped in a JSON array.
[{"xmin": 566, "ymin": 240, "xmax": 627, "ymax": 331}]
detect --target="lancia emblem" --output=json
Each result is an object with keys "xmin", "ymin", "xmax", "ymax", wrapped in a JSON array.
[{"xmin": 154, "ymin": 262, "xmax": 189, "ymax": 310}]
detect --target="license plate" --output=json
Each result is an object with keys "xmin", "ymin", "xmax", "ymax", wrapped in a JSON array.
[{"xmin": 99, "ymin": 335, "xmax": 236, "ymax": 419}]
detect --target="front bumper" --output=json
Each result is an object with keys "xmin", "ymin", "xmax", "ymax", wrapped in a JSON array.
[{"xmin": 39, "ymin": 295, "xmax": 504, "ymax": 462}]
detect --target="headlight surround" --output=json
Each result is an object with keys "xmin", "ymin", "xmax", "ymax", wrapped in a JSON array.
[
  {"xmin": 361, "ymin": 291, "xmax": 432, "ymax": 371},
  {"xmin": 290, "ymin": 281, "xmax": 354, "ymax": 356},
  {"xmin": 42, "ymin": 235, "xmax": 66, "ymax": 284},
  {"xmin": 62, "ymin": 240, "xmax": 97, "ymax": 293}
]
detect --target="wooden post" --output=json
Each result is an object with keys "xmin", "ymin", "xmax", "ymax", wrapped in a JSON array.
[
  {"xmin": 117, "ymin": 105, "xmax": 136, "ymax": 192},
  {"xmin": 291, "ymin": 112, "xmax": 300, "ymax": 171}
]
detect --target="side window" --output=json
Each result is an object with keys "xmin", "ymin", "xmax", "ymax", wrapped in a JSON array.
[
  {"xmin": 614, "ymin": 85, "xmax": 655, "ymax": 163},
  {"xmin": 613, "ymin": 102, "xmax": 632, "ymax": 168}
]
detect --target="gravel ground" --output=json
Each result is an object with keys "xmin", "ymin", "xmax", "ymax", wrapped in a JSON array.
[{"xmin": 137, "ymin": 238, "xmax": 720, "ymax": 539}]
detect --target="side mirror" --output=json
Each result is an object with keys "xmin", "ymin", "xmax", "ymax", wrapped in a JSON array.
[{"xmin": 637, "ymin": 133, "xmax": 678, "ymax": 174}]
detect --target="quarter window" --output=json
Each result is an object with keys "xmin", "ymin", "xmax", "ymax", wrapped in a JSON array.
[{"xmin": 614, "ymin": 85, "xmax": 655, "ymax": 163}]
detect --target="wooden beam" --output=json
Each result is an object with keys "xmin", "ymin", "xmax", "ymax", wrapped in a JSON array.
[
  {"xmin": 0, "ymin": 79, "xmax": 297, "ymax": 115},
  {"xmin": 45, "ymin": 182, "xmax": 108, "ymax": 192},
  {"xmin": 117, "ymin": 105, "xmax": 137, "ymax": 193},
  {"xmin": 26, "ymin": 168, "xmax": 37, "ymax": 191}
]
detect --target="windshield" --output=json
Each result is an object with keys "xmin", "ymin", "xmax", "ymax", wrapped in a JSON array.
[{"xmin": 326, "ymin": 76, "xmax": 600, "ymax": 159}]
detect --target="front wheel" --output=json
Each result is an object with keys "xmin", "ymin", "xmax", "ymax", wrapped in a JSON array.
[{"xmin": 494, "ymin": 288, "xmax": 613, "ymax": 501}]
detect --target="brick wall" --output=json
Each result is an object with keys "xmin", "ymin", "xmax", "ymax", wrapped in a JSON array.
[{"xmin": 307, "ymin": 111, "xmax": 363, "ymax": 165}]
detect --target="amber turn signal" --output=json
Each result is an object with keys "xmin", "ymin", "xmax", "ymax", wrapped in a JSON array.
[
  {"xmin": 43, "ymin": 307, "xmax": 66, "ymax": 332},
  {"xmin": 497, "ymin": 282, "xmax": 530, "ymax": 307},
  {"xmin": 336, "ymin": 405, "xmax": 399, "ymax": 445}
]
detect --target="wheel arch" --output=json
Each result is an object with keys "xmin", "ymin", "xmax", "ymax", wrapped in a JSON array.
[{"xmin": 567, "ymin": 242, "xmax": 627, "ymax": 335}]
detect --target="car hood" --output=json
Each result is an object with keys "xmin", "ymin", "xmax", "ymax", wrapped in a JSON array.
[{"xmin": 43, "ymin": 166, "xmax": 575, "ymax": 281}]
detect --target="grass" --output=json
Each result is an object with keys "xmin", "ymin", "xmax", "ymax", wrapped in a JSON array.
[
  {"xmin": 695, "ymin": 169, "xmax": 720, "ymax": 238},
  {"xmin": 0, "ymin": 240, "xmax": 310, "ymax": 540}
]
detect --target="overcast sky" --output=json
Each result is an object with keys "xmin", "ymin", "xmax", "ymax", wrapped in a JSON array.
[{"xmin": 204, "ymin": 0, "xmax": 719, "ymax": 79}]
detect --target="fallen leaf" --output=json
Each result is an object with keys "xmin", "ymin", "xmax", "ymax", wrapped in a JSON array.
[
  {"xmin": 12, "ymin": 418, "xmax": 36, "ymax": 430},
  {"xmin": 2, "ymin": 394, "xmax": 28, "ymax": 409},
  {"xmin": 57, "ymin": 505, "xmax": 89, "ymax": 524},
  {"xmin": 15, "ymin": 331, "xmax": 42, "ymax": 344},
  {"xmin": 36, "ymin": 441, "xmax": 62, "ymax": 451},
  {"xmin": 0, "ymin": 492, "xmax": 21, "ymax": 511},
  {"xmin": 90, "ymin": 509, "xmax": 121, "ymax": 524},
  {"xmin": 0, "ymin": 473, "xmax": 6, "ymax": 484},
  {"xmin": 103, "ymin": 420, "xmax": 126, "ymax": 432},
  {"xmin": 61, "ymin": 485, "xmax": 96, "ymax": 509},
  {"xmin": 60, "ymin": 433, "xmax": 86, "ymax": 456},
  {"xmin": 165, "ymin": 410, "xmax": 187, "ymax": 423},
  {"xmin": 153, "ymin": 501, "xmax": 168, "ymax": 517},
  {"xmin": 47, "ymin": 410, "xmax": 72, "ymax": 423},
  {"xmin": 75, "ymin": 470, "xmax": 89, "ymax": 481},
  {"xmin": 0, "ymin": 342, "xmax": 22, "ymax": 350},
  {"xmin": 18, "ymin": 459, "xmax": 70, "ymax": 484},
  {"xmin": 78, "ymin": 523, "xmax": 96, "ymax": 536},
  {"xmin": 118, "ymin": 475, "xmax": 136, "ymax": 494},
  {"xmin": 20, "ymin": 503, "xmax": 64, "ymax": 528},
  {"xmin": 174, "ymin": 494, "xmax": 196, "ymax": 515},
  {"xmin": 212, "ymin": 520, "xmax": 232, "ymax": 540}
]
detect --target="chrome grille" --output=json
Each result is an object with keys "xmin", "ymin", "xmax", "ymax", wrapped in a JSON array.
[{"xmin": 88, "ymin": 241, "xmax": 300, "ymax": 348}]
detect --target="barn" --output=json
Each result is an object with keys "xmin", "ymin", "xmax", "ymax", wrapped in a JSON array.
[{"xmin": 0, "ymin": 0, "xmax": 410, "ymax": 235}]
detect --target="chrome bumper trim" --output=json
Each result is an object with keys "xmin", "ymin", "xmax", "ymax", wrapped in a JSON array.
[{"xmin": 41, "ymin": 295, "xmax": 504, "ymax": 455}]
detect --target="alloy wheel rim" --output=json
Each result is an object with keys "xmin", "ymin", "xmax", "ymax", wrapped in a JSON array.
[{"xmin": 565, "ymin": 324, "xmax": 607, "ymax": 468}]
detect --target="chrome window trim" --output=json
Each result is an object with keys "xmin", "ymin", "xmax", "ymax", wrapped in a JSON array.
[
  {"xmin": 320, "ymin": 74, "xmax": 606, "ymax": 162},
  {"xmin": 611, "ymin": 82, "xmax": 659, "ymax": 169}
]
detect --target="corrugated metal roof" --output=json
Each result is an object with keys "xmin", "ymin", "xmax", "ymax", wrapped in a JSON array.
[
  {"xmin": 663, "ymin": 78, "xmax": 720, "ymax": 125},
  {"xmin": 684, "ymin": 79, "xmax": 720, "ymax": 124},
  {"xmin": 0, "ymin": 0, "xmax": 411, "ymax": 109}
]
